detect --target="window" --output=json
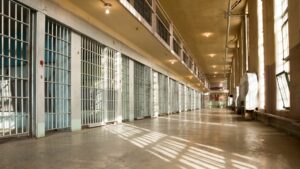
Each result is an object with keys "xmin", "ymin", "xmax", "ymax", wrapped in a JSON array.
[
  {"xmin": 274, "ymin": 0, "xmax": 290, "ymax": 109},
  {"xmin": 257, "ymin": 0, "xmax": 265, "ymax": 109}
]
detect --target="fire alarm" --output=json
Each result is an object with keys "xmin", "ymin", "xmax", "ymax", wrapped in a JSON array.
[{"xmin": 40, "ymin": 60, "xmax": 44, "ymax": 66}]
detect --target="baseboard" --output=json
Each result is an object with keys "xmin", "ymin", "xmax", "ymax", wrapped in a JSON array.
[{"xmin": 255, "ymin": 112, "xmax": 300, "ymax": 138}]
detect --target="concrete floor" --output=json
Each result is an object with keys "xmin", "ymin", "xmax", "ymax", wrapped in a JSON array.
[{"xmin": 1, "ymin": 109, "xmax": 300, "ymax": 169}]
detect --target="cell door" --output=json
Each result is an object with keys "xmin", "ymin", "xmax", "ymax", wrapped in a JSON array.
[
  {"xmin": 44, "ymin": 18, "xmax": 71, "ymax": 130},
  {"xmin": 81, "ymin": 36, "xmax": 105, "ymax": 126},
  {"xmin": 191, "ymin": 90, "xmax": 194, "ymax": 110},
  {"xmin": 184, "ymin": 87, "xmax": 189, "ymax": 111},
  {"xmin": 0, "ymin": 0, "xmax": 31, "ymax": 137},
  {"xmin": 158, "ymin": 73, "xmax": 168, "ymax": 114},
  {"xmin": 173, "ymin": 81, "xmax": 179, "ymax": 113},
  {"xmin": 152, "ymin": 71, "xmax": 159, "ymax": 117},
  {"xmin": 144, "ymin": 66, "xmax": 151, "ymax": 117},
  {"xmin": 180, "ymin": 84, "xmax": 185, "ymax": 112},
  {"xmin": 134, "ymin": 62, "xmax": 144, "ymax": 119},
  {"xmin": 104, "ymin": 47, "xmax": 118, "ymax": 122},
  {"xmin": 121, "ymin": 55, "xmax": 129, "ymax": 121}
]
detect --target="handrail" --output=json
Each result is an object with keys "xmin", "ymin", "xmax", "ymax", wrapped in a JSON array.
[{"xmin": 119, "ymin": 0, "xmax": 207, "ymax": 87}]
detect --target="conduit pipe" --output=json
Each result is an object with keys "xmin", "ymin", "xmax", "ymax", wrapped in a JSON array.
[
  {"xmin": 224, "ymin": 0, "xmax": 232, "ymax": 78},
  {"xmin": 225, "ymin": 0, "xmax": 243, "ymax": 78}
]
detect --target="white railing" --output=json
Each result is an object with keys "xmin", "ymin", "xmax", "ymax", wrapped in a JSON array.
[{"xmin": 119, "ymin": 0, "xmax": 207, "ymax": 86}]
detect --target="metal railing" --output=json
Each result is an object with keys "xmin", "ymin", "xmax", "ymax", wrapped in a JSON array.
[{"xmin": 120, "ymin": 0, "xmax": 207, "ymax": 86}]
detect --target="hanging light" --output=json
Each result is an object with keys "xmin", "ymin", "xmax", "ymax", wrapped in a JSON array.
[{"xmin": 104, "ymin": 3, "xmax": 112, "ymax": 14}]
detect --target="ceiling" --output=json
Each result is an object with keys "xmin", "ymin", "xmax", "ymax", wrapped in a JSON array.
[
  {"xmin": 51, "ymin": 0, "xmax": 246, "ymax": 90},
  {"xmin": 51, "ymin": 0, "xmax": 209, "ymax": 91},
  {"xmin": 158, "ymin": 0, "xmax": 247, "ymax": 84}
]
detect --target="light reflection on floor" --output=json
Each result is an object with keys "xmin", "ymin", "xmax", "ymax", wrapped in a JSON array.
[{"xmin": 104, "ymin": 123, "xmax": 259, "ymax": 169}]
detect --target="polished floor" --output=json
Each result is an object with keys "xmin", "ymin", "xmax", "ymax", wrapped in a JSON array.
[{"xmin": 1, "ymin": 109, "xmax": 300, "ymax": 169}]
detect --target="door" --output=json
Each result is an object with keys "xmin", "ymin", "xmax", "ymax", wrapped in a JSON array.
[
  {"xmin": 121, "ymin": 54, "xmax": 129, "ymax": 121},
  {"xmin": 44, "ymin": 18, "xmax": 71, "ymax": 130},
  {"xmin": 81, "ymin": 36, "xmax": 105, "ymax": 125},
  {"xmin": 0, "ymin": 0, "xmax": 32, "ymax": 137}
]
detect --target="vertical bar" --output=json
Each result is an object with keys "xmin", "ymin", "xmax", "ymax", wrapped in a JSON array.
[
  {"xmin": 1, "ymin": 0, "xmax": 4, "ymax": 136},
  {"xmin": 8, "ymin": 0, "xmax": 12, "ymax": 135},
  {"xmin": 13, "ymin": 2, "xmax": 18, "ymax": 134}
]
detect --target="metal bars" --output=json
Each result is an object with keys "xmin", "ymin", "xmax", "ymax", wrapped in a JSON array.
[
  {"xmin": 106, "ymin": 49, "xmax": 115, "ymax": 120},
  {"xmin": 152, "ymin": 71, "xmax": 159, "ymax": 116},
  {"xmin": 44, "ymin": 18, "xmax": 71, "ymax": 130},
  {"xmin": 104, "ymin": 47, "xmax": 118, "ymax": 122},
  {"xmin": 121, "ymin": 55, "xmax": 129, "ymax": 121},
  {"xmin": 81, "ymin": 36, "xmax": 118, "ymax": 125},
  {"xmin": 158, "ymin": 73, "xmax": 168, "ymax": 114},
  {"xmin": 134, "ymin": 62, "xmax": 144, "ymax": 119},
  {"xmin": 81, "ymin": 36, "xmax": 104, "ymax": 125},
  {"xmin": 169, "ymin": 79, "xmax": 179, "ymax": 113},
  {"xmin": 179, "ymin": 84, "xmax": 185, "ymax": 112},
  {"xmin": 144, "ymin": 66, "xmax": 151, "ymax": 117},
  {"xmin": 0, "ymin": 0, "xmax": 31, "ymax": 137}
]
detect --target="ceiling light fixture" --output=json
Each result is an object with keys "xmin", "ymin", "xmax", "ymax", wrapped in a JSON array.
[
  {"xmin": 105, "ymin": 3, "xmax": 112, "ymax": 14},
  {"xmin": 208, "ymin": 53, "xmax": 216, "ymax": 58},
  {"xmin": 101, "ymin": 0, "xmax": 112, "ymax": 15},
  {"xmin": 169, "ymin": 59, "xmax": 177, "ymax": 65},
  {"xmin": 212, "ymin": 65, "xmax": 217, "ymax": 69},
  {"xmin": 202, "ymin": 32, "xmax": 213, "ymax": 38}
]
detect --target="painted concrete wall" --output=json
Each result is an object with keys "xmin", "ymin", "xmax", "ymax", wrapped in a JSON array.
[
  {"xmin": 289, "ymin": 0, "xmax": 300, "ymax": 121},
  {"xmin": 230, "ymin": 0, "xmax": 300, "ymax": 136}
]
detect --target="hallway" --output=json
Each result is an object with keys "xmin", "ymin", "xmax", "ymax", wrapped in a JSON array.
[{"xmin": 1, "ymin": 109, "xmax": 300, "ymax": 169}]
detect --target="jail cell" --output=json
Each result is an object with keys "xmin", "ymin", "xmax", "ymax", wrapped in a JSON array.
[
  {"xmin": 103, "ymin": 47, "xmax": 118, "ymax": 122},
  {"xmin": 121, "ymin": 55, "xmax": 129, "ymax": 121},
  {"xmin": 179, "ymin": 84, "xmax": 185, "ymax": 112},
  {"xmin": 0, "ymin": 0, "xmax": 31, "ymax": 137},
  {"xmin": 144, "ymin": 66, "xmax": 151, "ymax": 117},
  {"xmin": 81, "ymin": 36, "xmax": 105, "ymax": 126},
  {"xmin": 152, "ymin": 71, "xmax": 159, "ymax": 117},
  {"xmin": 134, "ymin": 62, "xmax": 151, "ymax": 119},
  {"xmin": 185, "ymin": 87, "xmax": 190, "ymax": 111},
  {"xmin": 168, "ymin": 78, "xmax": 171, "ymax": 113},
  {"xmin": 45, "ymin": 18, "xmax": 71, "ymax": 131},
  {"xmin": 158, "ymin": 73, "xmax": 168, "ymax": 114},
  {"xmin": 188, "ymin": 88, "xmax": 192, "ymax": 110},
  {"xmin": 189, "ymin": 88, "xmax": 193, "ymax": 110},
  {"xmin": 169, "ymin": 79, "xmax": 179, "ymax": 113},
  {"xmin": 195, "ymin": 92, "xmax": 199, "ymax": 109},
  {"xmin": 193, "ymin": 90, "xmax": 196, "ymax": 110},
  {"xmin": 190, "ymin": 89, "xmax": 194, "ymax": 110},
  {"xmin": 197, "ymin": 92, "xmax": 202, "ymax": 109}
]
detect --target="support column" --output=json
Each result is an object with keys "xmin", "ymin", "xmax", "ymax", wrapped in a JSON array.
[
  {"xmin": 167, "ymin": 77, "xmax": 170, "ymax": 114},
  {"xmin": 34, "ymin": 12, "xmax": 45, "ymax": 138},
  {"xmin": 70, "ymin": 32, "xmax": 81, "ymax": 131},
  {"xmin": 128, "ymin": 59, "xmax": 135, "ymax": 122},
  {"xmin": 169, "ymin": 23, "xmax": 174, "ymax": 51},
  {"xmin": 151, "ymin": 0, "xmax": 157, "ymax": 33}
]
